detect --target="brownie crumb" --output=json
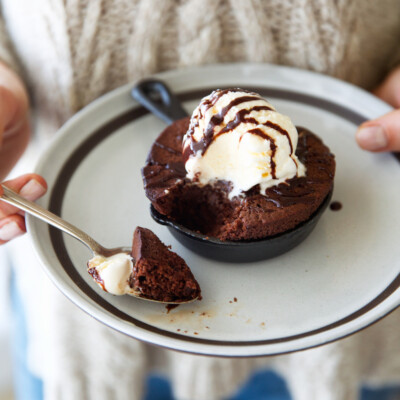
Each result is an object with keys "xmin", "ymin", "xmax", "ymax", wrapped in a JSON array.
[{"xmin": 166, "ymin": 304, "xmax": 179, "ymax": 313}]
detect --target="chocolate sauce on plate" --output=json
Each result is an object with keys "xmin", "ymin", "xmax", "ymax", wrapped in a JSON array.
[{"xmin": 330, "ymin": 201, "xmax": 342, "ymax": 211}]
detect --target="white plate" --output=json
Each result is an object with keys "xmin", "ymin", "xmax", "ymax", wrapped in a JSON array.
[{"xmin": 28, "ymin": 63, "xmax": 400, "ymax": 357}]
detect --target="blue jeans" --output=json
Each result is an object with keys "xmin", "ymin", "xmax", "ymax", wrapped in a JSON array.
[{"xmin": 10, "ymin": 270, "xmax": 400, "ymax": 400}]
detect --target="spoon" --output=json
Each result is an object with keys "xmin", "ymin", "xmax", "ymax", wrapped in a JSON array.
[
  {"xmin": 0, "ymin": 184, "xmax": 197, "ymax": 304},
  {"xmin": 131, "ymin": 79, "xmax": 333, "ymax": 262}
]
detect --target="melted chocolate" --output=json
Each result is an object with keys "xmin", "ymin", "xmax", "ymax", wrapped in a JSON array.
[
  {"xmin": 217, "ymin": 106, "xmax": 272, "ymax": 136},
  {"xmin": 188, "ymin": 89, "xmax": 251, "ymax": 140},
  {"xmin": 264, "ymin": 178, "xmax": 316, "ymax": 208},
  {"xmin": 264, "ymin": 121, "xmax": 293, "ymax": 153},
  {"xmin": 188, "ymin": 95, "xmax": 264, "ymax": 157},
  {"xmin": 87, "ymin": 267, "xmax": 106, "ymax": 291},
  {"xmin": 260, "ymin": 133, "xmax": 319, "ymax": 208},
  {"xmin": 248, "ymin": 128, "xmax": 277, "ymax": 178},
  {"xmin": 182, "ymin": 144, "xmax": 194, "ymax": 166},
  {"xmin": 330, "ymin": 201, "xmax": 342, "ymax": 211}
]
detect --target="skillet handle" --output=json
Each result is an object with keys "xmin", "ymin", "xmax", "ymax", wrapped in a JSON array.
[{"xmin": 131, "ymin": 79, "xmax": 188, "ymax": 124}]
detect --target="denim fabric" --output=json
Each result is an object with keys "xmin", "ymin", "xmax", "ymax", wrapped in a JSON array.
[
  {"xmin": 144, "ymin": 372, "xmax": 400, "ymax": 400},
  {"xmin": 10, "ymin": 271, "xmax": 43, "ymax": 400}
]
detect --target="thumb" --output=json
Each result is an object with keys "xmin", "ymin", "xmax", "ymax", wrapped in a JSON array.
[
  {"xmin": 356, "ymin": 109, "xmax": 400, "ymax": 152},
  {"xmin": 373, "ymin": 66, "xmax": 400, "ymax": 108},
  {"xmin": 0, "ymin": 62, "xmax": 29, "ymax": 145},
  {"xmin": 0, "ymin": 86, "xmax": 19, "ymax": 137}
]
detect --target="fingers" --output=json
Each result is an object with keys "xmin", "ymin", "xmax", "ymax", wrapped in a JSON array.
[
  {"xmin": 0, "ymin": 86, "xmax": 17, "ymax": 136},
  {"xmin": 373, "ymin": 67, "xmax": 400, "ymax": 109},
  {"xmin": 0, "ymin": 175, "xmax": 47, "ymax": 242},
  {"xmin": 0, "ymin": 64, "xmax": 29, "ymax": 143},
  {"xmin": 0, "ymin": 214, "xmax": 25, "ymax": 244},
  {"xmin": 356, "ymin": 109, "xmax": 400, "ymax": 152},
  {"xmin": 0, "ymin": 63, "xmax": 31, "ymax": 179},
  {"xmin": 0, "ymin": 62, "xmax": 29, "ymax": 122},
  {"xmin": 0, "ymin": 119, "xmax": 30, "ymax": 180}
]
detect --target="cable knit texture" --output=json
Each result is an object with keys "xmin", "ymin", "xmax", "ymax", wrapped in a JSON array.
[{"xmin": 1, "ymin": 1, "xmax": 400, "ymax": 399}]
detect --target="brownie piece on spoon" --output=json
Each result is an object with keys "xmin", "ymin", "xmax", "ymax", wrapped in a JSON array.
[{"xmin": 131, "ymin": 227, "xmax": 201, "ymax": 302}]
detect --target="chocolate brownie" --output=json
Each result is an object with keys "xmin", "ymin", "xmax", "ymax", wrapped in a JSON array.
[
  {"xmin": 142, "ymin": 117, "xmax": 335, "ymax": 241},
  {"xmin": 131, "ymin": 227, "xmax": 201, "ymax": 302}
]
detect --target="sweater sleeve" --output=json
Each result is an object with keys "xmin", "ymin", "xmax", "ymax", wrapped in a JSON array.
[{"xmin": 0, "ymin": 8, "xmax": 20, "ymax": 72}]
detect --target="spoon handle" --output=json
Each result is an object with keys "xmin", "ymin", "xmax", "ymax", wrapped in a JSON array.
[
  {"xmin": 131, "ymin": 79, "xmax": 188, "ymax": 125},
  {"xmin": 0, "ymin": 185, "xmax": 105, "ymax": 255}
]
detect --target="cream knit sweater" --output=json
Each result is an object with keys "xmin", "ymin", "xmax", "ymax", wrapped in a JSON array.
[{"xmin": 2, "ymin": 1, "xmax": 400, "ymax": 400}]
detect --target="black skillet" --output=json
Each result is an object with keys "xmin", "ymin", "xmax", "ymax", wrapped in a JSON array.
[{"xmin": 131, "ymin": 79, "xmax": 333, "ymax": 263}]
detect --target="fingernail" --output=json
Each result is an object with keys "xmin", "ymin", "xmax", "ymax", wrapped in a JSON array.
[
  {"xmin": 356, "ymin": 125, "xmax": 388, "ymax": 151},
  {"xmin": 0, "ymin": 221, "xmax": 24, "ymax": 241},
  {"xmin": 19, "ymin": 179, "xmax": 46, "ymax": 201}
]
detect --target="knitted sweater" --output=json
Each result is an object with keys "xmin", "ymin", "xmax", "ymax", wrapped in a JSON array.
[{"xmin": 1, "ymin": 1, "xmax": 400, "ymax": 399}]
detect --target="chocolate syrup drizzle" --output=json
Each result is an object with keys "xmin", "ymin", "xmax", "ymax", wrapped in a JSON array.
[
  {"xmin": 87, "ymin": 267, "xmax": 106, "ymax": 291},
  {"xmin": 182, "ymin": 90, "xmax": 294, "ymax": 169},
  {"xmin": 154, "ymin": 141, "xmax": 181, "ymax": 155},
  {"xmin": 248, "ymin": 128, "xmax": 277, "ymax": 179},
  {"xmin": 249, "ymin": 129, "xmax": 333, "ymax": 208}
]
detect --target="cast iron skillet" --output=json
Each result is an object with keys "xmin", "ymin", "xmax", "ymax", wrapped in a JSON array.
[{"xmin": 131, "ymin": 79, "xmax": 333, "ymax": 263}]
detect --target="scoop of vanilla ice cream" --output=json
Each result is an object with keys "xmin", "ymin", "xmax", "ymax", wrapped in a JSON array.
[
  {"xmin": 87, "ymin": 253, "xmax": 137, "ymax": 296},
  {"xmin": 183, "ymin": 89, "xmax": 306, "ymax": 197}
]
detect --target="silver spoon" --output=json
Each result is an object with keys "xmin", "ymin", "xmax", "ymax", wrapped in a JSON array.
[{"xmin": 0, "ymin": 184, "xmax": 197, "ymax": 304}]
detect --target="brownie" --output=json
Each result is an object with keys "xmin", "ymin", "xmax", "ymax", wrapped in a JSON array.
[
  {"xmin": 131, "ymin": 227, "xmax": 201, "ymax": 302},
  {"xmin": 142, "ymin": 117, "xmax": 335, "ymax": 241}
]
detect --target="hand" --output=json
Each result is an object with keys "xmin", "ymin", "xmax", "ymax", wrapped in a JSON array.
[
  {"xmin": 0, "ymin": 62, "xmax": 31, "ymax": 179},
  {"xmin": 0, "ymin": 62, "xmax": 47, "ymax": 244},
  {"xmin": 0, "ymin": 174, "xmax": 47, "ymax": 244},
  {"xmin": 356, "ymin": 66, "xmax": 400, "ymax": 152}
]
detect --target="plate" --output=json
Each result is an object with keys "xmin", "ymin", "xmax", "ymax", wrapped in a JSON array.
[{"xmin": 27, "ymin": 63, "xmax": 400, "ymax": 357}]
